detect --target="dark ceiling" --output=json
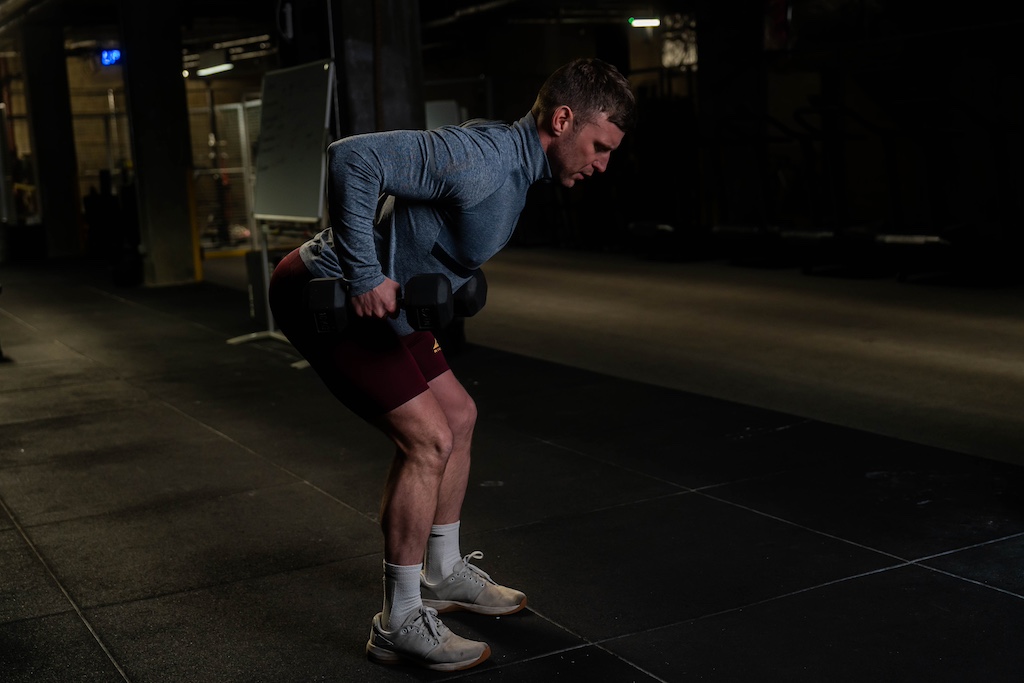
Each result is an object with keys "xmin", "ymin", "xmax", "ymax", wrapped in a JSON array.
[
  {"xmin": 0, "ymin": 0, "xmax": 676, "ymax": 89},
  {"xmin": 0, "ymin": 0, "xmax": 669, "ymax": 52}
]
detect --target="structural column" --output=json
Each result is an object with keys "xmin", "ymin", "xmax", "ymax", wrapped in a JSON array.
[
  {"xmin": 19, "ymin": 20, "xmax": 80, "ymax": 258},
  {"xmin": 369, "ymin": 0, "xmax": 425, "ymax": 132},
  {"xmin": 119, "ymin": 0, "xmax": 197, "ymax": 285},
  {"xmin": 278, "ymin": 0, "xmax": 424, "ymax": 137}
]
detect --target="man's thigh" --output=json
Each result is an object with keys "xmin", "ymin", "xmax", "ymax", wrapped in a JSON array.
[
  {"xmin": 269, "ymin": 250, "xmax": 452, "ymax": 420},
  {"xmin": 299, "ymin": 327, "xmax": 449, "ymax": 419}
]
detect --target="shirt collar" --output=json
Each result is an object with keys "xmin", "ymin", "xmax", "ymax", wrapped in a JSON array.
[{"xmin": 514, "ymin": 111, "xmax": 552, "ymax": 183}]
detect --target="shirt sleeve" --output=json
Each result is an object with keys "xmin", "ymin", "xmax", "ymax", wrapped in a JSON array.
[{"xmin": 326, "ymin": 126, "xmax": 512, "ymax": 296}]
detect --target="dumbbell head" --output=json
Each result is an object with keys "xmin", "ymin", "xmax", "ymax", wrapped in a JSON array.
[
  {"xmin": 454, "ymin": 270, "xmax": 487, "ymax": 318},
  {"xmin": 403, "ymin": 274, "xmax": 454, "ymax": 330},
  {"xmin": 305, "ymin": 278, "xmax": 348, "ymax": 333}
]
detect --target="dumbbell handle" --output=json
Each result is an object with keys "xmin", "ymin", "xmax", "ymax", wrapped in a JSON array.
[
  {"xmin": 306, "ymin": 273, "xmax": 455, "ymax": 333},
  {"xmin": 347, "ymin": 278, "xmax": 402, "ymax": 319}
]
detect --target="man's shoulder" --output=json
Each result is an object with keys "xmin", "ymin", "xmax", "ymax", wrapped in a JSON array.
[
  {"xmin": 434, "ymin": 119, "xmax": 516, "ymax": 145},
  {"xmin": 458, "ymin": 118, "xmax": 511, "ymax": 130},
  {"xmin": 430, "ymin": 119, "xmax": 523, "ymax": 164}
]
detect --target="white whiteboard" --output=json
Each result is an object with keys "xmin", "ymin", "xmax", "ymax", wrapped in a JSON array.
[{"xmin": 252, "ymin": 60, "xmax": 334, "ymax": 223}]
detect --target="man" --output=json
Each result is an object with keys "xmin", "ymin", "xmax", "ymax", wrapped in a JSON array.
[{"xmin": 268, "ymin": 57, "xmax": 635, "ymax": 672}]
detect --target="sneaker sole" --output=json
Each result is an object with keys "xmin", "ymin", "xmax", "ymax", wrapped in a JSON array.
[
  {"xmin": 422, "ymin": 596, "xmax": 527, "ymax": 616},
  {"xmin": 365, "ymin": 642, "xmax": 491, "ymax": 672}
]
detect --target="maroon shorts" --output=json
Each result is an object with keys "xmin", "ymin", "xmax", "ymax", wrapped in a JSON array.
[{"xmin": 268, "ymin": 249, "xmax": 450, "ymax": 419}]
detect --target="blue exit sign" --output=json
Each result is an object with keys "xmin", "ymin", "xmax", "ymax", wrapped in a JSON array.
[{"xmin": 100, "ymin": 49, "xmax": 122, "ymax": 66}]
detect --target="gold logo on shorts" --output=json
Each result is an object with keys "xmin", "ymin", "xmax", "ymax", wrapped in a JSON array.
[{"xmin": 433, "ymin": 338, "xmax": 442, "ymax": 354}]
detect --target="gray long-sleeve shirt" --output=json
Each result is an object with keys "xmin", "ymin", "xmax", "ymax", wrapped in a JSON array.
[{"xmin": 298, "ymin": 112, "xmax": 552, "ymax": 335}]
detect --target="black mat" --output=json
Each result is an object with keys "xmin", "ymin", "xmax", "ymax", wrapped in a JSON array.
[{"xmin": 2, "ymin": 261, "xmax": 1023, "ymax": 682}]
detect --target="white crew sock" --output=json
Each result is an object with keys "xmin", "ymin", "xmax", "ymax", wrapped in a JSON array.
[
  {"xmin": 424, "ymin": 521, "xmax": 462, "ymax": 584},
  {"xmin": 382, "ymin": 561, "xmax": 423, "ymax": 631}
]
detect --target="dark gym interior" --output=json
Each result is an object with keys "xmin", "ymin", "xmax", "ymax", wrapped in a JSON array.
[{"xmin": 1, "ymin": 1, "xmax": 1023, "ymax": 681}]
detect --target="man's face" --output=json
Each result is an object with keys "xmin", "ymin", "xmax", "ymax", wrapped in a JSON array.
[{"xmin": 548, "ymin": 112, "xmax": 625, "ymax": 188}]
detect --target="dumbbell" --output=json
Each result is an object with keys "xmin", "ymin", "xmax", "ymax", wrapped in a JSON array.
[{"xmin": 306, "ymin": 270, "xmax": 486, "ymax": 333}]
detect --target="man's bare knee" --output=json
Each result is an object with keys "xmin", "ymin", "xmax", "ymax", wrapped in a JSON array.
[
  {"xmin": 447, "ymin": 393, "xmax": 477, "ymax": 441},
  {"xmin": 428, "ymin": 373, "xmax": 477, "ymax": 442},
  {"xmin": 402, "ymin": 423, "xmax": 455, "ymax": 473}
]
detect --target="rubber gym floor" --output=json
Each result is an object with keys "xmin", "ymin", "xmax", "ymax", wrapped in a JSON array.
[{"xmin": 2, "ymin": 246, "xmax": 1024, "ymax": 682}]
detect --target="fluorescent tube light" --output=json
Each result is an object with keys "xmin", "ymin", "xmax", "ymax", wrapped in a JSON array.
[
  {"xmin": 195, "ymin": 49, "xmax": 234, "ymax": 77},
  {"xmin": 196, "ymin": 63, "xmax": 234, "ymax": 76}
]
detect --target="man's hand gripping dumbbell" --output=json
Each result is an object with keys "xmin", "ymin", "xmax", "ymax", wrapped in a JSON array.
[{"xmin": 305, "ymin": 271, "xmax": 486, "ymax": 333}]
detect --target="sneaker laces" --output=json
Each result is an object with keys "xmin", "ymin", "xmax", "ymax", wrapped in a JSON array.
[
  {"xmin": 460, "ymin": 551, "xmax": 496, "ymax": 585},
  {"xmin": 410, "ymin": 606, "xmax": 444, "ymax": 642}
]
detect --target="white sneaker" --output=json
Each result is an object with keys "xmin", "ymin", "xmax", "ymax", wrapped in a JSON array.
[
  {"xmin": 421, "ymin": 551, "xmax": 527, "ymax": 616},
  {"xmin": 365, "ymin": 606, "xmax": 490, "ymax": 671}
]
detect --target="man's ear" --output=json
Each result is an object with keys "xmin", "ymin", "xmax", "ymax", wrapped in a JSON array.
[{"xmin": 550, "ymin": 105, "xmax": 574, "ymax": 137}]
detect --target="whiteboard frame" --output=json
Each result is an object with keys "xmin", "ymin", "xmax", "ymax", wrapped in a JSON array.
[
  {"xmin": 228, "ymin": 59, "xmax": 335, "ymax": 355},
  {"xmin": 252, "ymin": 59, "xmax": 335, "ymax": 223}
]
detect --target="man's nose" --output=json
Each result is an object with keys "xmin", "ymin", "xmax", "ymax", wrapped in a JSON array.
[{"xmin": 593, "ymin": 157, "xmax": 607, "ymax": 173}]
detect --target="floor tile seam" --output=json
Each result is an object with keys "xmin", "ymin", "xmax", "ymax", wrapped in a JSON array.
[
  {"xmin": 0, "ymin": 339, "xmax": 96, "ymax": 373},
  {"xmin": 720, "ymin": 417, "xmax": 817, "ymax": 442},
  {"xmin": 589, "ymin": 643, "xmax": 675, "ymax": 683},
  {"xmin": 443, "ymin": 645, "xmax": 672, "ymax": 683},
  {"xmin": 8, "ymin": 479, "xmax": 319, "ymax": 531},
  {"xmin": 538, "ymin": 438, "xmax": 696, "ymax": 493},
  {"xmin": 0, "ymin": 402, "xmax": 142, "ymax": 430},
  {"xmin": 0, "ymin": 606, "xmax": 80, "ymax": 629},
  {"xmin": 538, "ymin": 431, "xmax": 821, "ymax": 493},
  {"xmin": 695, "ymin": 490, "xmax": 910, "ymax": 563},
  {"xmin": 73, "ymin": 550, "xmax": 386, "ymax": 614},
  {"xmin": 0, "ymin": 305, "xmax": 42, "ymax": 332},
  {"xmin": 0, "ymin": 356, "xmax": 85, "ymax": 372},
  {"xmin": 0, "ymin": 493, "xmax": 132, "ymax": 682},
  {"xmin": 914, "ymin": 563, "xmax": 1024, "ymax": 602},
  {"xmin": 0, "ymin": 377, "xmax": 118, "ymax": 400},
  {"xmin": 6, "ymin": 285, "xmax": 245, "ymax": 352},
  {"xmin": 691, "ymin": 470, "xmax": 800, "ymax": 493},
  {"xmin": 446, "ymin": 605, "xmax": 666, "ymax": 683},
  {"xmin": 456, "ymin": 605, "xmax": 661, "ymax": 682},
  {"xmin": 85, "ymin": 285, "xmax": 234, "ymax": 338},
  {"xmin": 437, "ymin": 644, "xmax": 593, "ymax": 681},
  {"xmin": 595, "ymin": 561, "xmax": 910, "ymax": 647},
  {"xmin": 910, "ymin": 530, "xmax": 1024, "ymax": 564},
  {"xmin": 152, "ymin": 396, "xmax": 382, "ymax": 525},
  {"xmin": 591, "ymin": 642, "xmax": 674, "ymax": 683},
  {"xmin": 474, "ymin": 490, "xmax": 695, "ymax": 538},
  {"xmin": 31, "ymin": 335, "xmax": 100, "ymax": 365},
  {"xmin": 906, "ymin": 530, "xmax": 1024, "ymax": 601},
  {"xmin": 3, "ymin": 392, "xmax": 374, "ymax": 525}
]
